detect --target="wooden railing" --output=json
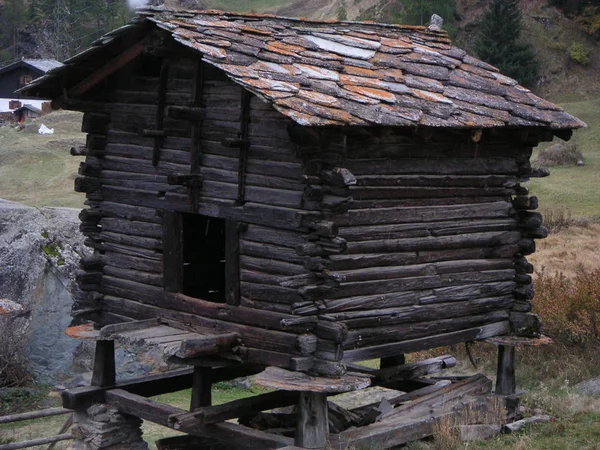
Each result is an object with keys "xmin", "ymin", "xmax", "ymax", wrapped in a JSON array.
[{"xmin": 0, "ymin": 408, "xmax": 73, "ymax": 450}]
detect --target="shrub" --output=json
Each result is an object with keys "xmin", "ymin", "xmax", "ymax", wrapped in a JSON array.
[
  {"xmin": 533, "ymin": 268, "xmax": 600, "ymax": 344},
  {"xmin": 542, "ymin": 206, "xmax": 590, "ymax": 233},
  {"xmin": 569, "ymin": 42, "xmax": 591, "ymax": 66},
  {"xmin": 0, "ymin": 315, "xmax": 31, "ymax": 387},
  {"xmin": 533, "ymin": 141, "xmax": 584, "ymax": 167}
]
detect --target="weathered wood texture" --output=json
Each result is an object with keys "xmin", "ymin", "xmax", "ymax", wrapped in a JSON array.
[{"xmin": 72, "ymin": 50, "xmax": 545, "ymax": 372}]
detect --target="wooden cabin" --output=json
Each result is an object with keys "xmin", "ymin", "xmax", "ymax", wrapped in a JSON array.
[{"xmin": 21, "ymin": 7, "xmax": 584, "ymax": 449}]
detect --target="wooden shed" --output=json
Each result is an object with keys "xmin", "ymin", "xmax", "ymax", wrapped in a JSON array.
[{"xmin": 21, "ymin": 7, "xmax": 584, "ymax": 449}]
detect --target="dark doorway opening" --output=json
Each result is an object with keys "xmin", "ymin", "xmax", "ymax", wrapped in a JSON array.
[{"xmin": 182, "ymin": 213, "xmax": 226, "ymax": 303}]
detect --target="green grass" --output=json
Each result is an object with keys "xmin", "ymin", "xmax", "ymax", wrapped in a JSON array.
[
  {"xmin": 0, "ymin": 110, "xmax": 85, "ymax": 208},
  {"xmin": 529, "ymin": 97, "xmax": 600, "ymax": 218},
  {"xmin": 205, "ymin": 0, "xmax": 291, "ymax": 12}
]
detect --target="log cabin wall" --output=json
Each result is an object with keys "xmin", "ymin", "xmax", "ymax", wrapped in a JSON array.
[
  {"xmin": 74, "ymin": 51, "xmax": 321, "ymax": 372},
  {"xmin": 306, "ymin": 128, "xmax": 542, "ymax": 365}
]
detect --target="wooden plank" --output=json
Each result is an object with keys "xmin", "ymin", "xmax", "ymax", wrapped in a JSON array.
[
  {"xmin": 91, "ymin": 340, "xmax": 115, "ymax": 387},
  {"xmin": 68, "ymin": 41, "xmax": 145, "ymax": 98},
  {"xmin": 175, "ymin": 333, "xmax": 239, "ymax": 359},
  {"xmin": 225, "ymin": 220, "xmax": 241, "ymax": 305},
  {"xmin": 163, "ymin": 211, "xmax": 183, "ymax": 293},
  {"xmin": 99, "ymin": 319, "xmax": 161, "ymax": 339}
]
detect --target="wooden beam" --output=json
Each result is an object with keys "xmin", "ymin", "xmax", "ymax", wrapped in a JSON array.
[
  {"xmin": 152, "ymin": 58, "xmax": 170, "ymax": 166},
  {"xmin": 496, "ymin": 345, "xmax": 516, "ymax": 395},
  {"xmin": 172, "ymin": 390, "xmax": 299, "ymax": 428},
  {"xmin": 225, "ymin": 220, "xmax": 241, "ymax": 306},
  {"xmin": 62, "ymin": 364, "xmax": 263, "ymax": 410},
  {"xmin": 106, "ymin": 389, "xmax": 293, "ymax": 449},
  {"xmin": 68, "ymin": 41, "xmax": 144, "ymax": 98},
  {"xmin": 376, "ymin": 355, "xmax": 457, "ymax": 383},
  {"xmin": 176, "ymin": 333, "xmax": 239, "ymax": 359},
  {"xmin": 0, "ymin": 434, "xmax": 72, "ymax": 450},
  {"xmin": 91, "ymin": 340, "xmax": 115, "ymax": 387},
  {"xmin": 236, "ymin": 90, "xmax": 252, "ymax": 206},
  {"xmin": 190, "ymin": 367, "xmax": 212, "ymax": 410},
  {"xmin": 295, "ymin": 392, "xmax": 328, "ymax": 449}
]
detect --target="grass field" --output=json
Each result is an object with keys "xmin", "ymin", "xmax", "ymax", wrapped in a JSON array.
[
  {"xmin": 0, "ymin": 111, "xmax": 85, "ymax": 208},
  {"xmin": 529, "ymin": 97, "xmax": 600, "ymax": 218}
]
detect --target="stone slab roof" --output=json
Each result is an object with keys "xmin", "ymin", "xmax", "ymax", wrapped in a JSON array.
[
  {"xmin": 0, "ymin": 59, "xmax": 63, "ymax": 75},
  {"xmin": 22, "ymin": 7, "xmax": 585, "ymax": 130}
]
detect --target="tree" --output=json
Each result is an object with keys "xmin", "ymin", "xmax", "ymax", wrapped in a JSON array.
[{"xmin": 475, "ymin": 0, "xmax": 539, "ymax": 88}]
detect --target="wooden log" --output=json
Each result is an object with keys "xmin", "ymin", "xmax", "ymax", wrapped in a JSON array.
[
  {"xmin": 171, "ymin": 391, "xmax": 299, "ymax": 428},
  {"xmin": 82, "ymin": 112, "xmax": 110, "ymax": 134},
  {"xmin": 328, "ymin": 245, "xmax": 518, "ymax": 271},
  {"xmin": 503, "ymin": 415, "xmax": 553, "ymax": 433},
  {"xmin": 174, "ymin": 333, "xmax": 239, "ymax": 359},
  {"xmin": 328, "ymin": 296, "xmax": 513, "ymax": 328},
  {"xmin": 334, "ymin": 201, "xmax": 515, "ymax": 226},
  {"xmin": 345, "ymin": 157, "xmax": 519, "ymax": 176},
  {"xmin": 295, "ymin": 392, "xmax": 328, "ymax": 449},
  {"xmin": 343, "ymin": 322, "xmax": 510, "ymax": 362},
  {"xmin": 0, "ymin": 408, "xmax": 71, "ymax": 425},
  {"xmin": 330, "ymin": 270, "xmax": 515, "ymax": 299},
  {"xmin": 70, "ymin": 145, "xmax": 87, "ymax": 156},
  {"xmin": 343, "ymin": 311, "xmax": 509, "ymax": 348},
  {"xmin": 339, "ymin": 219, "xmax": 518, "ymax": 241},
  {"xmin": 376, "ymin": 355, "xmax": 457, "ymax": 382},
  {"xmin": 0, "ymin": 434, "xmax": 72, "ymax": 450},
  {"xmin": 510, "ymin": 312, "xmax": 541, "ymax": 337},
  {"xmin": 354, "ymin": 174, "xmax": 518, "ymax": 188}
]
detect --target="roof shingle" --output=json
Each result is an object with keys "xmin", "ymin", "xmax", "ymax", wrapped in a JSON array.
[{"xmin": 21, "ymin": 7, "xmax": 585, "ymax": 130}]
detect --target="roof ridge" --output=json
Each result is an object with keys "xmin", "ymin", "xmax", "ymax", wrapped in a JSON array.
[{"xmin": 137, "ymin": 6, "xmax": 447, "ymax": 36}]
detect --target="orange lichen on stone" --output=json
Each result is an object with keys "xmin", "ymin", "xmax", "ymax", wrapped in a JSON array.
[
  {"xmin": 380, "ymin": 37, "xmax": 412, "ymax": 48},
  {"xmin": 298, "ymin": 89, "xmax": 339, "ymax": 106},
  {"xmin": 240, "ymin": 24, "xmax": 273, "ymax": 35},
  {"xmin": 65, "ymin": 323, "xmax": 98, "ymax": 340},
  {"xmin": 343, "ymin": 65, "xmax": 379, "ymax": 78},
  {"xmin": 265, "ymin": 41, "xmax": 305, "ymax": 56},
  {"xmin": 345, "ymin": 85, "xmax": 397, "ymax": 103},
  {"xmin": 340, "ymin": 74, "xmax": 388, "ymax": 89}
]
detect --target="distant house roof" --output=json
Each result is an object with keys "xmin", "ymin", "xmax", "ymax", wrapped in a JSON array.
[
  {"xmin": 16, "ymin": 104, "xmax": 42, "ymax": 114},
  {"xmin": 21, "ymin": 7, "xmax": 585, "ymax": 130},
  {"xmin": 0, "ymin": 59, "xmax": 63, "ymax": 77}
]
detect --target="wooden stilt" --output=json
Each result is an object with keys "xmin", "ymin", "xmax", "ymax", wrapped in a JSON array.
[
  {"xmin": 380, "ymin": 354, "xmax": 406, "ymax": 370},
  {"xmin": 91, "ymin": 340, "xmax": 115, "ymax": 387},
  {"xmin": 295, "ymin": 392, "xmax": 328, "ymax": 449},
  {"xmin": 190, "ymin": 366, "xmax": 212, "ymax": 411},
  {"xmin": 495, "ymin": 345, "xmax": 516, "ymax": 395}
]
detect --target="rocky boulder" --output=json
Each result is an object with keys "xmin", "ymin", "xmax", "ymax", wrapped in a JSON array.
[{"xmin": 0, "ymin": 199, "xmax": 90, "ymax": 384}]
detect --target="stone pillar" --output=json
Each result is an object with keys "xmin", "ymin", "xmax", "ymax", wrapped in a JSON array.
[{"xmin": 69, "ymin": 403, "xmax": 149, "ymax": 450}]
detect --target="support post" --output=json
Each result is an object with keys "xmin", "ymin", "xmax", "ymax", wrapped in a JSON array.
[
  {"xmin": 190, "ymin": 366, "xmax": 212, "ymax": 411},
  {"xmin": 295, "ymin": 391, "xmax": 328, "ymax": 449},
  {"xmin": 380, "ymin": 354, "xmax": 405, "ymax": 370},
  {"xmin": 91, "ymin": 340, "xmax": 115, "ymax": 387},
  {"xmin": 495, "ymin": 345, "xmax": 516, "ymax": 395}
]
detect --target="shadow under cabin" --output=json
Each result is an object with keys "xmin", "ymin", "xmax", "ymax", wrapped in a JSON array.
[{"xmin": 19, "ymin": 7, "xmax": 585, "ymax": 450}]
